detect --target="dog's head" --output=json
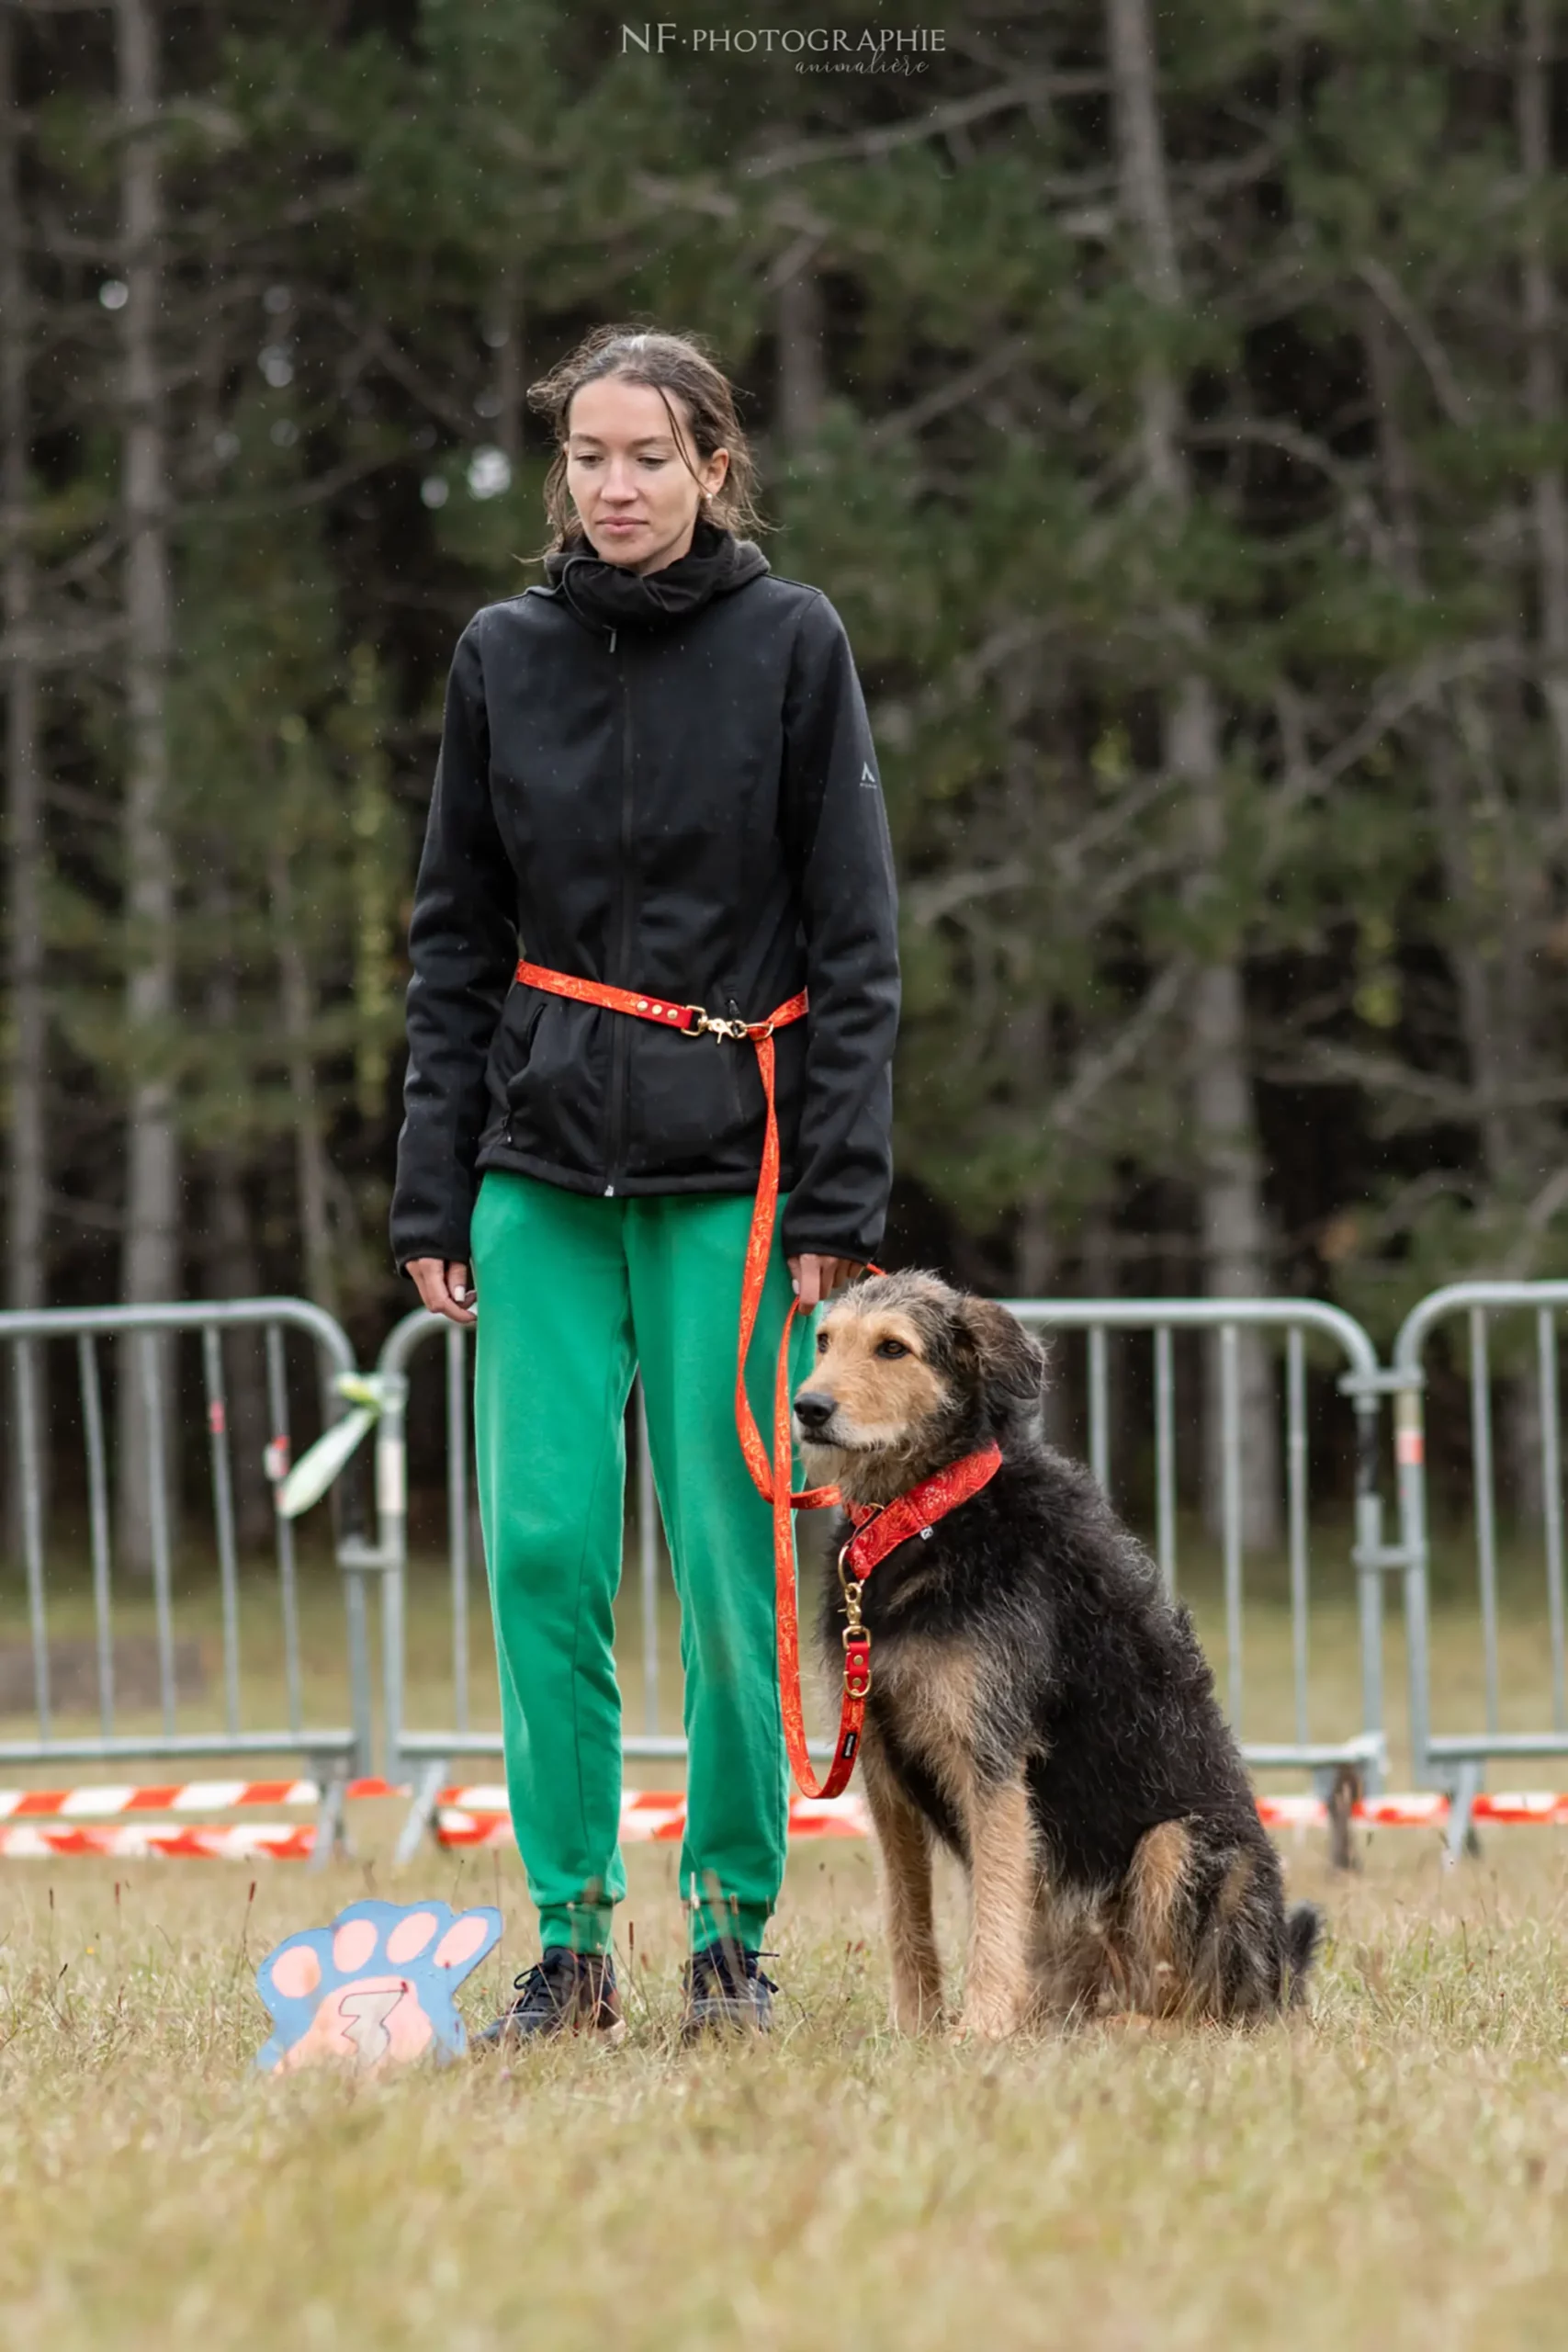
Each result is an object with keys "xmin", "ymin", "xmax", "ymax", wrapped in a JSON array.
[{"xmin": 792, "ymin": 1271, "xmax": 1049, "ymax": 1507}]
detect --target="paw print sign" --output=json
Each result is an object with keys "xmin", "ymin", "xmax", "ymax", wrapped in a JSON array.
[{"xmin": 255, "ymin": 1899, "xmax": 502, "ymax": 2073}]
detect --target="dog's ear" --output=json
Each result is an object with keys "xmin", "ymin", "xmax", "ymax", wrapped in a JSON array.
[{"xmin": 957, "ymin": 1296, "xmax": 1049, "ymax": 1434}]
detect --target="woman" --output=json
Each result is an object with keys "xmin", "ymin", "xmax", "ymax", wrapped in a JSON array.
[{"xmin": 391, "ymin": 324, "xmax": 900, "ymax": 2041}]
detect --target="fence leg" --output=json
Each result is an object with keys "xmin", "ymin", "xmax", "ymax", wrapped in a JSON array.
[
  {"xmin": 1314, "ymin": 1761, "xmax": 1363, "ymax": 1873},
  {"xmin": 394, "ymin": 1758, "xmax": 447, "ymax": 1867},
  {"xmin": 309, "ymin": 1758, "xmax": 351, "ymax": 1872},
  {"xmin": 341, "ymin": 1566, "xmax": 375, "ymax": 1783},
  {"xmin": 1442, "ymin": 1764, "xmax": 1483, "ymax": 1868}
]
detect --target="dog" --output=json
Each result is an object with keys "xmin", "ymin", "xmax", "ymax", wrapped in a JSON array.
[{"xmin": 795, "ymin": 1272, "xmax": 1323, "ymax": 2039}]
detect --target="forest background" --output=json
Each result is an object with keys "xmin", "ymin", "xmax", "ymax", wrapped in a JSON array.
[{"xmin": 5, "ymin": 0, "xmax": 1568, "ymax": 1545}]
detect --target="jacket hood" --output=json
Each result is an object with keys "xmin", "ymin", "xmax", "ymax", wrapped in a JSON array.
[{"xmin": 542, "ymin": 514, "xmax": 770, "ymax": 636}]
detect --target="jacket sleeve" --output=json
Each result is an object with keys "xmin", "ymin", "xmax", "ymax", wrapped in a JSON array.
[
  {"xmin": 389, "ymin": 616, "xmax": 515, "ymax": 1271},
  {"xmin": 777, "ymin": 591, "xmax": 901, "ymax": 1266}
]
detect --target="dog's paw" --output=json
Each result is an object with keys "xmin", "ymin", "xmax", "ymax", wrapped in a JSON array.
[
  {"xmin": 950, "ymin": 2017, "xmax": 1005, "ymax": 2043},
  {"xmin": 951, "ymin": 1995, "xmax": 1029, "ymax": 2042},
  {"xmin": 1093, "ymin": 2009, "xmax": 1186, "ymax": 2040},
  {"xmin": 255, "ymin": 1899, "xmax": 502, "ymax": 2073},
  {"xmin": 888, "ymin": 1988, "xmax": 945, "ymax": 2036}
]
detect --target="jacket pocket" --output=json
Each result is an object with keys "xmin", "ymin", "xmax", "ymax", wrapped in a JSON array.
[
  {"xmin": 499, "ymin": 992, "xmax": 608, "ymax": 1172},
  {"xmin": 625, "ymin": 1021, "xmax": 761, "ymax": 1179},
  {"xmin": 499, "ymin": 993, "xmax": 547, "ymax": 1112}
]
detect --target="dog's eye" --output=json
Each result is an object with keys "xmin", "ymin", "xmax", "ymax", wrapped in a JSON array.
[
  {"xmin": 874, "ymin": 1339, "xmax": 909, "ymax": 1360},
  {"xmin": 816, "ymin": 1329, "xmax": 829, "ymax": 1354}
]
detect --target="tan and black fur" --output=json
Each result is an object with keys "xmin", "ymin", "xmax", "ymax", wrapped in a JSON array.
[{"xmin": 795, "ymin": 1272, "xmax": 1322, "ymax": 2040}]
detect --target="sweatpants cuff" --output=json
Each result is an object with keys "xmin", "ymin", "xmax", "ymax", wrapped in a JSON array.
[
  {"xmin": 688, "ymin": 1898, "xmax": 771, "ymax": 1954},
  {"xmin": 538, "ymin": 1900, "xmax": 615, "ymax": 1957}
]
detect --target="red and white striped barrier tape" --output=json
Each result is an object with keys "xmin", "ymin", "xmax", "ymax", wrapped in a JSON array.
[
  {"xmin": 439, "ymin": 1789, "xmax": 1568, "ymax": 1849},
  {"xmin": 0, "ymin": 1791, "xmax": 873, "ymax": 1860},
  {"xmin": 0, "ymin": 1776, "xmax": 400, "ymax": 1821},
  {"xmin": 3, "ymin": 1782, "xmax": 1564, "ymax": 1860},
  {"xmin": 1256, "ymin": 1790, "xmax": 1568, "ymax": 1829},
  {"xmin": 0, "ymin": 1822, "xmax": 317, "ymax": 1860},
  {"xmin": 1465, "ymin": 1791, "xmax": 1568, "ymax": 1824},
  {"xmin": 434, "ymin": 1789, "xmax": 873, "ymax": 1849}
]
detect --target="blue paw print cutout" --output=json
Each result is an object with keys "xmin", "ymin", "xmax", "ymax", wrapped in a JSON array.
[{"xmin": 255, "ymin": 1898, "xmax": 502, "ymax": 2073}]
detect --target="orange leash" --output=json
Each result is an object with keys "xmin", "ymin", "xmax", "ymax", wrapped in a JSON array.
[
  {"xmin": 513, "ymin": 963, "xmax": 1003, "ymax": 1797},
  {"xmin": 515, "ymin": 960, "xmax": 854, "ymax": 1793}
]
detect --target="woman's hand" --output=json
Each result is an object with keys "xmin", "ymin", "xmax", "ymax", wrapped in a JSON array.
[
  {"xmin": 788, "ymin": 1254, "xmax": 862, "ymax": 1311},
  {"xmin": 406, "ymin": 1259, "xmax": 477, "ymax": 1326}
]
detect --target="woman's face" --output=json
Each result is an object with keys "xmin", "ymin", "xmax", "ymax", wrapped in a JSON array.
[{"xmin": 564, "ymin": 376, "xmax": 729, "ymax": 574}]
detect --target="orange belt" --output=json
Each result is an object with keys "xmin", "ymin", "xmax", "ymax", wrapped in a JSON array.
[{"xmin": 514, "ymin": 960, "xmax": 858, "ymax": 1795}]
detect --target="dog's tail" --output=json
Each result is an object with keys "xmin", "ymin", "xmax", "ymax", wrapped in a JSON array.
[{"xmin": 1283, "ymin": 1901, "xmax": 1324, "ymax": 2003}]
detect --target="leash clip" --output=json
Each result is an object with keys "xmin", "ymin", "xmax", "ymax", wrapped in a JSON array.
[{"xmin": 681, "ymin": 1006, "xmax": 750, "ymax": 1042}]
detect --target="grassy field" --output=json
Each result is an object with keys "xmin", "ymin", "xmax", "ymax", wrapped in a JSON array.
[
  {"xmin": 3, "ymin": 1521, "xmax": 1568, "ymax": 2349},
  {"xmin": 2, "ymin": 1831, "xmax": 1568, "ymax": 2350}
]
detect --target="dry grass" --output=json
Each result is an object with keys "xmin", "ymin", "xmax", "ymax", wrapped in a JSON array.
[
  {"xmin": 4, "ymin": 1524, "xmax": 1568, "ymax": 2348},
  {"xmin": 2, "ymin": 1824, "xmax": 1567, "ymax": 2349}
]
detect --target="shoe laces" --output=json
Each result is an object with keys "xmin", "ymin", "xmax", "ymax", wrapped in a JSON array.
[
  {"xmin": 509, "ymin": 1948, "xmax": 607, "ymax": 2009},
  {"xmin": 689, "ymin": 1942, "xmax": 778, "ymax": 1996}
]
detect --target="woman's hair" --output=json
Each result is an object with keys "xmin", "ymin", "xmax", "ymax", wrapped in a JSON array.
[{"xmin": 526, "ymin": 324, "xmax": 769, "ymax": 555}]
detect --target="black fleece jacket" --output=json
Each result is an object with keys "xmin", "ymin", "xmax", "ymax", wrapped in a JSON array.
[{"xmin": 389, "ymin": 518, "xmax": 900, "ymax": 1272}]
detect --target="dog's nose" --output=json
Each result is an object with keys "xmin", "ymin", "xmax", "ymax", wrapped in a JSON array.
[{"xmin": 793, "ymin": 1391, "xmax": 837, "ymax": 1433}]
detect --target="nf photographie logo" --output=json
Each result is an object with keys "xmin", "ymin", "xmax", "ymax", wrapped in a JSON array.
[{"xmin": 623, "ymin": 24, "xmax": 946, "ymax": 73}]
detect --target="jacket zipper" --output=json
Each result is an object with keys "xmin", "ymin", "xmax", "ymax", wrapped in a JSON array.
[
  {"xmin": 727, "ymin": 992, "xmax": 749, "ymax": 1132},
  {"xmin": 603, "ymin": 627, "xmax": 633, "ymax": 1193}
]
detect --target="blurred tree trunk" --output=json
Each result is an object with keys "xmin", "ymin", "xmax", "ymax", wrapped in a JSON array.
[
  {"xmin": 487, "ymin": 271, "xmax": 524, "ymax": 469},
  {"xmin": 998, "ymin": 665, "xmax": 1068, "ymax": 1439},
  {"xmin": 1, "ymin": 5, "xmax": 46, "ymax": 1322},
  {"xmin": 115, "ymin": 0, "xmax": 179, "ymax": 1570},
  {"xmin": 1519, "ymin": 0, "xmax": 1568, "ymax": 823},
  {"xmin": 345, "ymin": 642, "xmax": 397, "ymax": 1127},
  {"xmin": 1, "ymin": 2, "xmax": 50, "ymax": 1549},
  {"xmin": 205, "ymin": 1145, "xmax": 272, "ymax": 1552},
  {"xmin": 269, "ymin": 831, "xmax": 339, "ymax": 1323},
  {"xmin": 1509, "ymin": 1, "xmax": 1562, "ymax": 1524},
  {"xmin": 201, "ymin": 872, "xmax": 271, "ymax": 1552},
  {"xmin": 1106, "ymin": 0, "xmax": 1280, "ymax": 1554},
  {"xmin": 999, "ymin": 662, "xmax": 1054, "ymax": 1302},
  {"xmin": 774, "ymin": 255, "xmax": 827, "ymax": 455},
  {"xmin": 1363, "ymin": 295, "xmax": 1549, "ymax": 1528}
]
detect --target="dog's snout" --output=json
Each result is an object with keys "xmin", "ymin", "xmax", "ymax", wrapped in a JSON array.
[{"xmin": 793, "ymin": 1390, "xmax": 837, "ymax": 1433}]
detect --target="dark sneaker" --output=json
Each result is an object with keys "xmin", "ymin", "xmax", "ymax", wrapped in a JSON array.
[
  {"xmin": 476, "ymin": 1947, "xmax": 626, "ymax": 2049},
  {"xmin": 681, "ymin": 1941, "xmax": 778, "ymax": 2040}
]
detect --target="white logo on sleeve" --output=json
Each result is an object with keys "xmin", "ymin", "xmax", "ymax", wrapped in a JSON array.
[{"xmin": 860, "ymin": 761, "xmax": 879, "ymax": 788}]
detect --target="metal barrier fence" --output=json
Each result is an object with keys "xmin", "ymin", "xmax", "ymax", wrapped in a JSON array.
[
  {"xmin": 1004, "ymin": 1299, "xmax": 1392, "ymax": 1794},
  {"xmin": 20, "ymin": 1278, "xmax": 1568, "ymax": 1870},
  {"xmin": 1391, "ymin": 1280, "xmax": 1568, "ymax": 1857},
  {"xmin": 379, "ymin": 1295, "xmax": 1393, "ymax": 1857},
  {"xmin": 0, "ymin": 1299, "xmax": 376, "ymax": 1861}
]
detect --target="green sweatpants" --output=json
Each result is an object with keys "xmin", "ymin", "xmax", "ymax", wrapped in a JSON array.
[{"xmin": 468, "ymin": 1169, "xmax": 817, "ymax": 1956}]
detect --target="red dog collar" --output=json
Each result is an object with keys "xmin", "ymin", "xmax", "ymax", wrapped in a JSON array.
[
  {"xmin": 815, "ymin": 1441, "xmax": 1005, "ymax": 1798},
  {"xmin": 842, "ymin": 1442, "xmax": 1004, "ymax": 1578}
]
